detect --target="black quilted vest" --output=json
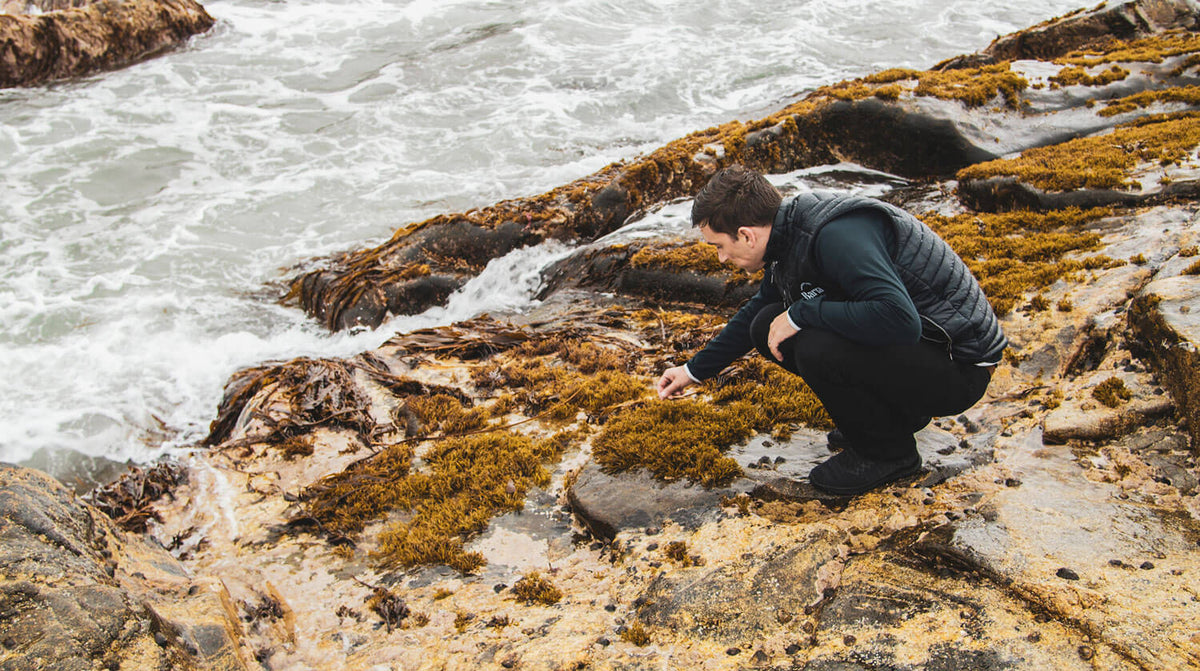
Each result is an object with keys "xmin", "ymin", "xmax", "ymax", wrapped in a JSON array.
[{"xmin": 768, "ymin": 191, "xmax": 1007, "ymax": 363}]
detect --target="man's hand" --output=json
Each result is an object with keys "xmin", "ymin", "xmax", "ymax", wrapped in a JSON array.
[
  {"xmin": 656, "ymin": 366, "xmax": 695, "ymax": 399},
  {"xmin": 768, "ymin": 312, "xmax": 799, "ymax": 361}
]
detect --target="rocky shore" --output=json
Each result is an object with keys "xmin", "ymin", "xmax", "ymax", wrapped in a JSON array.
[{"xmin": 4, "ymin": 1, "xmax": 1200, "ymax": 669}]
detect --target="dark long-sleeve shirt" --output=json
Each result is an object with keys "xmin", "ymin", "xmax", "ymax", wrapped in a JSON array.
[{"xmin": 685, "ymin": 209, "xmax": 920, "ymax": 381}]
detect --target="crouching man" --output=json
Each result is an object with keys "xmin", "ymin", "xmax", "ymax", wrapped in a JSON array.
[{"xmin": 657, "ymin": 165, "xmax": 1006, "ymax": 495}]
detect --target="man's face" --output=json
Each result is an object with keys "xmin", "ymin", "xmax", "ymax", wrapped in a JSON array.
[{"xmin": 700, "ymin": 225, "xmax": 767, "ymax": 272}]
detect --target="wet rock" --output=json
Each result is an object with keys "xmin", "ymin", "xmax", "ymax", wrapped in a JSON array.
[
  {"xmin": 0, "ymin": 463, "xmax": 248, "ymax": 670},
  {"xmin": 939, "ymin": 0, "xmax": 1200, "ymax": 65},
  {"xmin": 1043, "ymin": 371, "xmax": 1174, "ymax": 443},
  {"xmin": 567, "ymin": 462, "xmax": 751, "ymax": 541},
  {"xmin": 636, "ymin": 529, "xmax": 842, "ymax": 644},
  {"xmin": 810, "ymin": 550, "xmax": 1115, "ymax": 670},
  {"xmin": 0, "ymin": 0, "xmax": 215, "ymax": 89},
  {"xmin": 913, "ymin": 428, "xmax": 1200, "ymax": 670},
  {"xmin": 1129, "ymin": 271, "xmax": 1200, "ymax": 451},
  {"xmin": 1143, "ymin": 453, "xmax": 1199, "ymax": 494},
  {"xmin": 536, "ymin": 237, "xmax": 757, "ymax": 309}
]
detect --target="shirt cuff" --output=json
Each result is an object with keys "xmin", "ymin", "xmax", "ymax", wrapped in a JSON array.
[
  {"xmin": 784, "ymin": 308, "xmax": 802, "ymax": 332},
  {"xmin": 682, "ymin": 363, "xmax": 702, "ymax": 383}
]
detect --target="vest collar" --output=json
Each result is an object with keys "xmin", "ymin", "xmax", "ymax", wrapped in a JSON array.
[{"xmin": 764, "ymin": 198, "xmax": 795, "ymax": 264}]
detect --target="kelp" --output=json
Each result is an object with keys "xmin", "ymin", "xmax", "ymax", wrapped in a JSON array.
[{"xmin": 85, "ymin": 461, "xmax": 187, "ymax": 532}]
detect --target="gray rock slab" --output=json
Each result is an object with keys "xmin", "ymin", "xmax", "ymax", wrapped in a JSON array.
[
  {"xmin": 923, "ymin": 428, "xmax": 1200, "ymax": 670},
  {"xmin": 570, "ymin": 421, "xmax": 1001, "ymax": 539},
  {"xmin": 567, "ymin": 462, "xmax": 752, "ymax": 541}
]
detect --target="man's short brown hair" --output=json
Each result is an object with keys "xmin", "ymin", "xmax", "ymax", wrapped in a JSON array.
[{"xmin": 691, "ymin": 165, "xmax": 781, "ymax": 236}]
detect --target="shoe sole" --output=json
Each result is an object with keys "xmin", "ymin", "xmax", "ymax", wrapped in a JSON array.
[{"xmin": 809, "ymin": 462, "xmax": 923, "ymax": 496}]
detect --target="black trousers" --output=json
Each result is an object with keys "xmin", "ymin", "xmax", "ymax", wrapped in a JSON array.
[{"xmin": 749, "ymin": 303, "xmax": 993, "ymax": 461}]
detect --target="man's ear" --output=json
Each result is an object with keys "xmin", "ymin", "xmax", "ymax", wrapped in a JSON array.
[{"xmin": 737, "ymin": 226, "xmax": 761, "ymax": 246}]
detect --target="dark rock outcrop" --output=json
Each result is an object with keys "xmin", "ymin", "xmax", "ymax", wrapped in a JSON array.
[
  {"xmin": 938, "ymin": 0, "xmax": 1200, "ymax": 67},
  {"xmin": 0, "ymin": 0, "xmax": 215, "ymax": 88},
  {"xmin": 0, "ymin": 463, "xmax": 249, "ymax": 670}
]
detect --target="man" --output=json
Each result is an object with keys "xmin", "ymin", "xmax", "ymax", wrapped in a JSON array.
[{"xmin": 657, "ymin": 165, "xmax": 1005, "ymax": 495}]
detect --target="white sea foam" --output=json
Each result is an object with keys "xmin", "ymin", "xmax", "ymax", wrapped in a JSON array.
[{"xmin": 0, "ymin": 0, "xmax": 1088, "ymax": 472}]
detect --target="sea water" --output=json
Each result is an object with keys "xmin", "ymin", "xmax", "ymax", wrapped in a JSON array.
[{"xmin": 0, "ymin": 0, "xmax": 1086, "ymax": 479}]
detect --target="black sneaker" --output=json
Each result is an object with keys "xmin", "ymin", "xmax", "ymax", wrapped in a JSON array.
[{"xmin": 809, "ymin": 449, "xmax": 922, "ymax": 496}]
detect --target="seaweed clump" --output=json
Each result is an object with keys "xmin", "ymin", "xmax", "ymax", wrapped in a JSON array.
[
  {"xmin": 630, "ymin": 242, "xmax": 743, "ymax": 277},
  {"xmin": 813, "ymin": 62, "xmax": 1028, "ymax": 109},
  {"xmin": 1055, "ymin": 32, "xmax": 1200, "ymax": 67},
  {"xmin": 957, "ymin": 112, "xmax": 1200, "ymax": 191},
  {"xmin": 86, "ymin": 461, "xmax": 188, "ymax": 533},
  {"xmin": 919, "ymin": 207, "xmax": 1117, "ymax": 315},
  {"xmin": 593, "ymin": 399, "xmax": 748, "ymax": 487},
  {"xmin": 1049, "ymin": 65, "xmax": 1129, "ymax": 87},
  {"xmin": 592, "ymin": 358, "xmax": 830, "ymax": 487},
  {"xmin": 303, "ymin": 431, "xmax": 570, "ymax": 573},
  {"xmin": 1093, "ymin": 377, "xmax": 1133, "ymax": 407},
  {"xmin": 511, "ymin": 572, "xmax": 563, "ymax": 606},
  {"xmin": 1099, "ymin": 86, "xmax": 1200, "ymax": 117}
]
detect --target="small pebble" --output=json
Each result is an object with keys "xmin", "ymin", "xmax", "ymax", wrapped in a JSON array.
[
  {"xmin": 763, "ymin": 440, "xmax": 774, "ymax": 448},
  {"xmin": 1109, "ymin": 559, "xmax": 1124, "ymax": 567},
  {"xmin": 774, "ymin": 456, "xmax": 786, "ymax": 464},
  {"xmin": 785, "ymin": 643, "xmax": 802, "ymax": 655},
  {"xmin": 752, "ymin": 650, "xmax": 769, "ymax": 663},
  {"xmin": 646, "ymin": 543, "xmax": 659, "ymax": 552},
  {"xmin": 493, "ymin": 583, "xmax": 507, "ymax": 593},
  {"xmin": 1027, "ymin": 632, "xmax": 1041, "ymax": 643},
  {"xmin": 726, "ymin": 647, "xmax": 741, "ymax": 656},
  {"xmin": 1004, "ymin": 478, "xmax": 1022, "ymax": 487},
  {"xmin": 843, "ymin": 634, "xmax": 857, "ymax": 646},
  {"xmin": 1078, "ymin": 645, "xmax": 1095, "ymax": 661},
  {"xmin": 604, "ymin": 604, "xmax": 616, "ymax": 612},
  {"xmin": 1140, "ymin": 561, "xmax": 1155, "ymax": 570},
  {"xmin": 645, "ymin": 527, "xmax": 659, "ymax": 535},
  {"xmin": 597, "ymin": 638, "xmax": 610, "ymax": 647},
  {"xmin": 1056, "ymin": 567, "xmax": 1080, "ymax": 581}
]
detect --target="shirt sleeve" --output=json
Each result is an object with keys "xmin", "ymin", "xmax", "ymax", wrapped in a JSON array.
[
  {"xmin": 785, "ymin": 209, "xmax": 922, "ymax": 346},
  {"xmin": 684, "ymin": 275, "xmax": 782, "ymax": 381}
]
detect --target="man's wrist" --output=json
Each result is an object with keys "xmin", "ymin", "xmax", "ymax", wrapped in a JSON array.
[
  {"xmin": 682, "ymin": 363, "xmax": 701, "ymax": 383},
  {"xmin": 784, "ymin": 308, "xmax": 802, "ymax": 332}
]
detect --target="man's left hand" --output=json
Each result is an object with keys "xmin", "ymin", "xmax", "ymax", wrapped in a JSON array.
[{"xmin": 768, "ymin": 312, "xmax": 799, "ymax": 361}]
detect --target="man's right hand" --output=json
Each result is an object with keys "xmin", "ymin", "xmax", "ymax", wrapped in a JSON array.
[{"xmin": 656, "ymin": 365, "xmax": 695, "ymax": 399}]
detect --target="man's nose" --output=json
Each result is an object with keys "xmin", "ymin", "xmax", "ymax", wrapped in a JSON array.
[{"xmin": 717, "ymin": 251, "xmax": 728, "ymax": 263}]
